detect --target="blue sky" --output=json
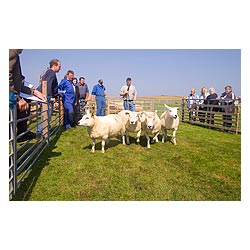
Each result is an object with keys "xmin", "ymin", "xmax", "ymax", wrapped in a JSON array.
[{"xmin": 21, "ymin": 49, "xmax": 240, "ymax": 97}]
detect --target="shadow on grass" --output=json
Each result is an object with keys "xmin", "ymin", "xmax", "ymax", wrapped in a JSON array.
[
  {"xmin": 13, "ymin": 127, "xmax": 63, "ymax": 201},
  {"xmin": 83, "ymin": 137, "xmax": 122, "ymax": 151},
  {"xmin": 138, "ymin": 134, "xmax": 175, "ymax": 147}
]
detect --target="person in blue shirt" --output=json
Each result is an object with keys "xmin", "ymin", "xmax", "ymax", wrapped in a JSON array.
[
  {"xmin": 58, "ymin": 70, "xmax": 76, "ymax": 129},
  {"xmin": 91, "ymin": 79, "xmax": 107, "ymax": 116}
]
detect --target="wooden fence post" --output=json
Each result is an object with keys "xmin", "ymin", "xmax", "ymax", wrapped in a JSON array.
[
  {"xmin": 181, "ymin": 98, "xmax": 185, "ymax": 122},
  {"xmin": 235, "ymin": 105, "xmax": 240, "ymax": 134},
  {"xmin": 59, "ymin": 96, "xmax": 64, "ymax": 126},
  {"xmin": 41, "ymin": 81, "xmax": 49, "ymax": 142},
  {"xmin": 106, "ymin": 98, "xmax": 110, "ymax": 115}
]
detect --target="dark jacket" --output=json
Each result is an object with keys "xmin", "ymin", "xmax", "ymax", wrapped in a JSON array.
[
  {"xmin": 38, "ymin": 68, "xmax": 58, "ymax": 97},
  {"xmin": 205, "ymin": 93, "xmax": 219, "ymax": 111},
  {"xmin": 9, "ymin": 49, "xmax": 32, "ymax": 95}
]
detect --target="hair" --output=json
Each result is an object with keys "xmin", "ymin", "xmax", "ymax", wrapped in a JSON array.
[
  {"xmin": 225, "ymin": 85, "xmax": 232, "ymax": 90},
  {"xmin": 79, "ymin": 77, "xmax": 85, "ymax": 81},
  {"xmin": 126, "ymin": 77, "xmax": 131, "ymax": 81},
  {"xmin": 66, "ymin": 70, "xmax": 74, "ymax": 75},
  {"xmin": 201, "ymin": 86, "xmax": 207, "ymax": 93},
  {"xmin": 49, "ymin": 59, "xmax": 60, "ymax": 68}
]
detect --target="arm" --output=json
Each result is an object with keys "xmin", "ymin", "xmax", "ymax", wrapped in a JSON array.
[
  {"xmin": 91, "ymin": 85, "xmax": 96, "ymax": 102},
  {"xmin": 85, "ymin": 92, "xmax": 89, "ymax": 102},
  {"xmin": 133, "ymin": 87, "xmax": 137, "ymax": 104},
  {"xmin": 9, "ymin": 49, "xmax": 30, "ymax": 111},
  {"xmin": 85, "ymin": 85, "xmax": 90, "ymax": 101},
  {"xmin": 120, "ymin": 86, "xmax": 128, "ymax": 96}
]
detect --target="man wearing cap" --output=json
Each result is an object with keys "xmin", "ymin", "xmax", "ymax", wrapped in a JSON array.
[
  {"xmin": 120, "ymin": 77, "xmax": 137, "ymax": 111},
  {"xmin": 91, "ymin": 79, "xmax": 107, "ymax": 116}
]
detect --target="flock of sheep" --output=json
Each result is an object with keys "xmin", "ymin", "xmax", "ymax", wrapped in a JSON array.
[{"xmin": 78, "ymin": 104, "xmax": 180, "ymax": 153}]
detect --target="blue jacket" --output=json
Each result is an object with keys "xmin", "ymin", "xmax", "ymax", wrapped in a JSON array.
[{"xmin": 58, "ymin": 78, "xmax": 76, "ymax": 105}]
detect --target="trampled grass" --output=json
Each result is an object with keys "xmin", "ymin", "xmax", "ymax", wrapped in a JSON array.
[{"xmin": 14, "ymin": 122, "xmax": 241, "ymax": 201}]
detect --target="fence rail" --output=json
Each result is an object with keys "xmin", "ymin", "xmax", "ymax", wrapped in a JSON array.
[
  {"xmin": 9, "ymin": 81, "xmax": 63, "ymax": 200},
  {"xmin": 181, "ymin": 98, "xmax": 241, "ymax": 134}
]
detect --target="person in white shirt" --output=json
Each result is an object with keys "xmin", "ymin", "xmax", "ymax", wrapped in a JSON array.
[
  {"xmin": 187, "ymin": 88, "xmax": 199, "ymax": 121},
  {"xmin": 198, "ymin": 86, "xmax": 209, "ymax": 122},
  {"xmin": 120, "ymin": 77, "xmax": 137, "ymax": 111}
]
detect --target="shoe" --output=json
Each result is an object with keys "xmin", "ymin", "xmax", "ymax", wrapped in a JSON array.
[
  {"xmin": 36, "ymin": 132, "xmax": 44, "ymax": 140},
  {"xmin": 17, "ymin": 131, "xmax": 36, "ymax": 142}
]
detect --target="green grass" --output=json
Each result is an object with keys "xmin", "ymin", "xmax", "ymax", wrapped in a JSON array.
[{"xmin": 13, "ymin": 123, "xmax": 241, "ymax": 201}]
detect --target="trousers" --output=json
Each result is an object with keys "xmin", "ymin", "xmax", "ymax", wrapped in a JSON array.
[
  {"xmin": 63, "ymin": 101, "xmax": 74, "ymax": 129},
  {"xmin": 95, "ymin": 96, "xmax": 106, "ymax": 116},
  {"xmin": 123, "ymin": 100, "xmax": 135, "ymax": 111}
]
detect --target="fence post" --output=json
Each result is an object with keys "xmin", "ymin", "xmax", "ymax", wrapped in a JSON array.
[
  {"xmin": 59, "ymin": 96, "xmax": 64, "ymax": 126},
  {"xmin": 9, "ymin": 105, "xmax": 17, "ymax": 198},
  {"xmin": 235, "ymin": 105, "xmax": 240, "ymax": 134},
  {"xmin": 106, "ymin": 98, "xmax": 110, "ymax": 115},
  {"xmin": 41, "ymin": 81, "xmax": 49, "ymax": 143},
  {"xmin": 181, "ymin": 98, "xmax": 185, "ymax": 122}
]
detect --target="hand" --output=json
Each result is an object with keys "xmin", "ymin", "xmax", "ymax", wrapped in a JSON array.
[
  {"xmin": 33, "ymin": 89, "xmax": 47, "ymax": 101},
  {"xmin": 17, "ymin": 98, "xmax": 29, "ymax": 112},
  {"xmin": 133, "ymin": 100, "xmax": 136, "ymax": 105},
  {"xmin": 50, "ymin": 97, "xmax": 56, "ymax": 103}
]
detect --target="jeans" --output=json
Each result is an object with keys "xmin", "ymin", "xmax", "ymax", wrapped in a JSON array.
[
  {"xmin": 96, "ymin": 96, "xmax": 106, "ymax": 116},
  {"xmin": 123, "ymin": 100, "xmax": 136, "ymax": 111},
  {"xmin": 37, "ymin": 102, "xmax": 54, "ymax": 134}
]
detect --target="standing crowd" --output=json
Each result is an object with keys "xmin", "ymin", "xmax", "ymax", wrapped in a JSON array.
[
  {"xmin": 187, "ymin": 85, "xmax": 237, "ymax": 128},
  {"xmin": 9, "ymin": 50, "xmax": 138, "ymax": 141}
]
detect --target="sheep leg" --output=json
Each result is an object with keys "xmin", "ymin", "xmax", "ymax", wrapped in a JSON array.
[
  {"xmin": 125, "ymin": 130, "xmax": 130, "ymax": 144},
  {"xmin": 153, "ymin": 132, "xmax": 159, "ymax": 143},
  {"xmin": 162, "ymin": 128, "xmax": 166, "ymax": 143},
  {"xmin": 136, "ymin": 129, "xmax": 141, "ymax": 143},
  {"xmin": 91, "ymin": 139, "xmax": 96, "ymax": 153},
  {"xmin": 101, "ymin": 139, "xmax": 106, "ymax": 153},
  {"xmin": 172, "ymin": 129, "xmax": 177, "ymax": 145},
  {"xmin": 145, "ymin": 132, "xmax": 151, "ymax": 148}
]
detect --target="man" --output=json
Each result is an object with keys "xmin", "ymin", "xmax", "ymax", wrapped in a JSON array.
[
  {"xmin": 91, "ymin": 79, "xmax": 107, "ymax": 116},
  {"xmin": 205, "ymin": 87, "xmax": 218, "ymax": 125},
  {"xmin": 9, "ymin": 49, "xmax": 46, "ymax": 142},
  {"xmin": 37, "ymin": 59, "xmax": 61, "ymax": 134},
  {"xmin": 38, "ymin": 59, "xmax": 61, "ymax": 102},
  {"xmin": 220, "ymin": 85, "xmax": 236, "ymax": 128},
  {"xmin": 58, "ymin": 70, "xmax": 76, "ymax": 129},
  {"xmin": 77, "ymin": 77, "xmax": 89, "ymax": 118},
  {"xmin": 120, "ymin": 77, "xmax": 137, "ymax": 111}
]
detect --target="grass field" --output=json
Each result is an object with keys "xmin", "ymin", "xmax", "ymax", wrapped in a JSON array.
[{"xmin": 13, "ymin": 120, "xmax": 241, "ymax": 201}]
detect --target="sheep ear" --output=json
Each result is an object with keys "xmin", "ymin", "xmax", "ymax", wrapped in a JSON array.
[
  {"xmin": 154, "ymin": 110, "xmax": 158, "ymax": 114},
  {"xmin": 164, "ymin": 104, "xmax": 170, "ymax": 109}
]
